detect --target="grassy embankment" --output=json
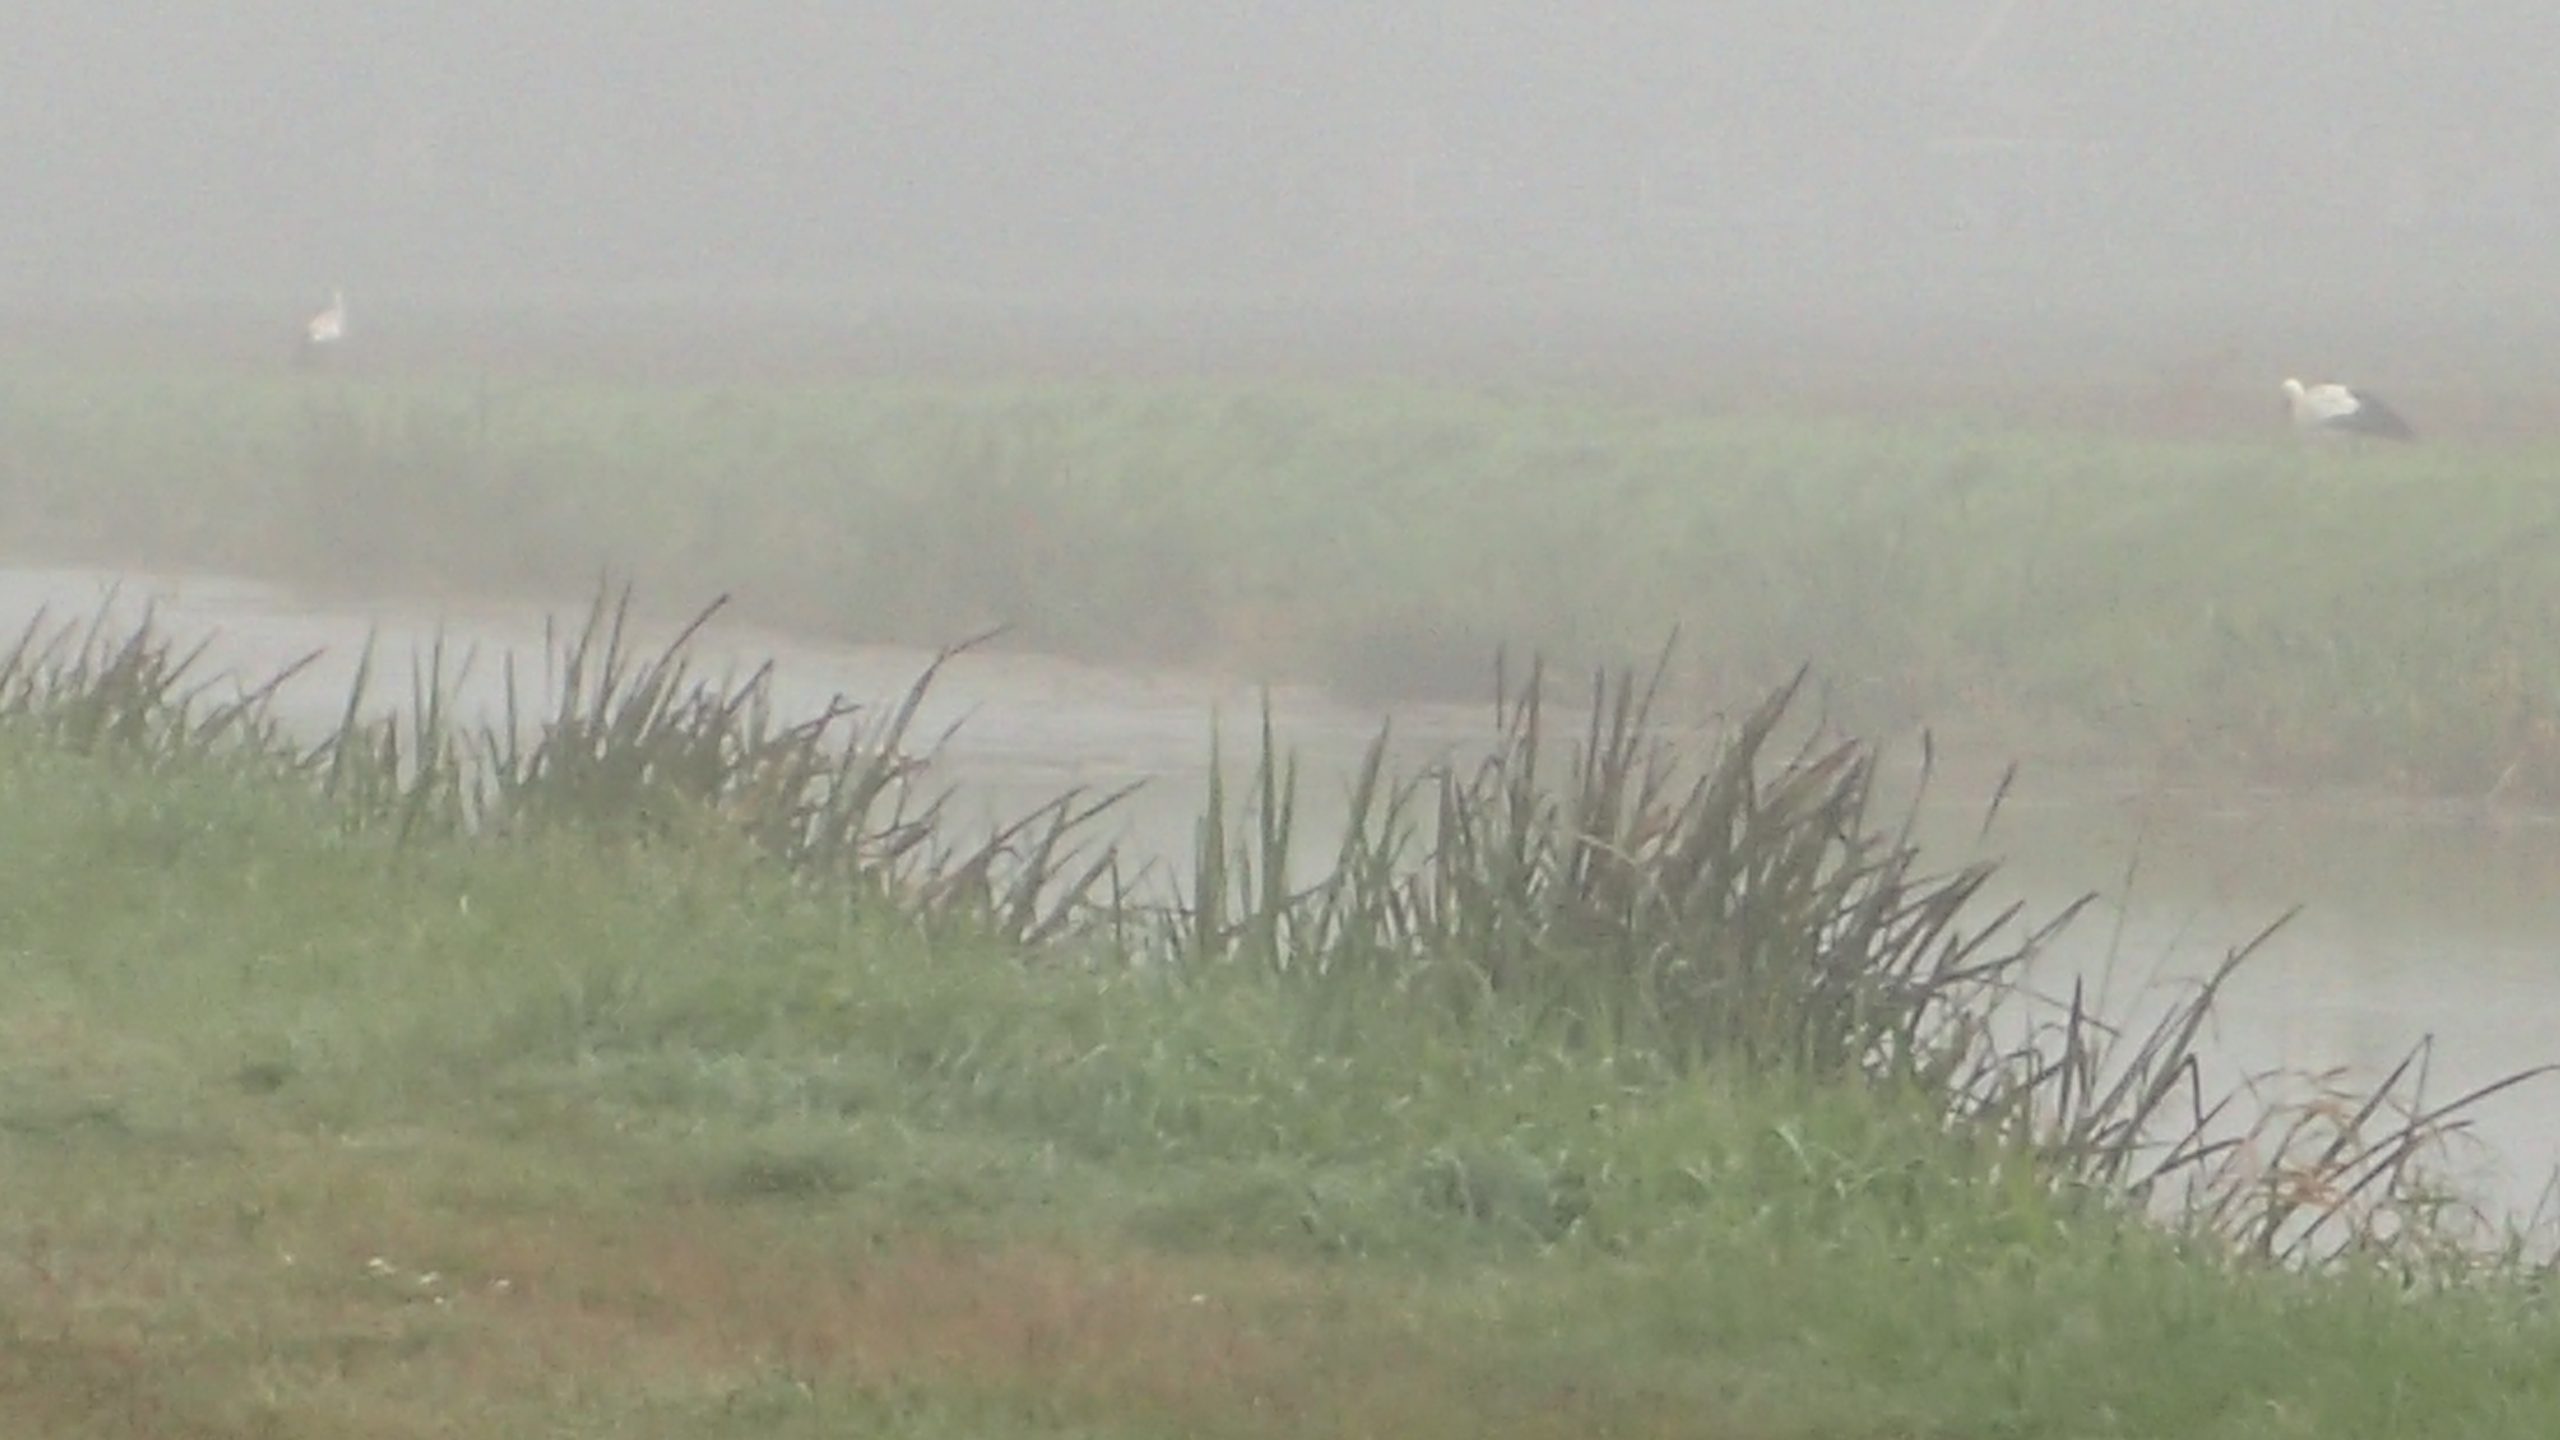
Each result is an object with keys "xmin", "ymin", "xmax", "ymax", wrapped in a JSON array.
[
  {"xmin": 2, "ymin": 361, "xmax": 2558, "ymax": 800},
  {"xmin": 0, "ymin": 593, "xmax": 2555, "ymax": 1437}
]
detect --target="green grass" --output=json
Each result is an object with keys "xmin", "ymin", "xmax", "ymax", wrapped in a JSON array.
[
  {"xmin": 0, "ymin": 595, "xmax": 2556, "ymax": 1435},
  {"xmin": 5, "ymin": 362, "xmax": 2560, "ymax": 799}
]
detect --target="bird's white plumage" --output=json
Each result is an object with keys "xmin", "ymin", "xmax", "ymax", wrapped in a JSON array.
[
  {"xmin": 304, "ymin": 288, "xmax": 347, "ymax": 346},
  {"xmin": 2282, "ymin": 377, "xmax": 2356, "ymax": 424}
]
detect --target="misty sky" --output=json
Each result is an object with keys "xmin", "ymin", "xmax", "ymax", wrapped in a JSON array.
[{"xmin": 7, "ymin": 4, "xmax": 2560, "ymax": 326}]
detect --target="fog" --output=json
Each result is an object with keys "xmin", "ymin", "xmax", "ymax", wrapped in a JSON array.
[{"xmin": 9, "ymin": 4, "xmax": 2560, "ymax": 373}]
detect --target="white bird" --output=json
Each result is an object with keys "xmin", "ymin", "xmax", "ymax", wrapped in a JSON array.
[
  {"xmin": 2281, "ymin": 377, "xmax": 2415, "ymax": 442},
  {"xmin": 295, "ymin": 287, "xmax": 347, "ymax": 367}
]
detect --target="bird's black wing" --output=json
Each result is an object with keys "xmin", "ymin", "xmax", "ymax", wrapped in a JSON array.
[{"xmin": 2339, "ymin": 390, "xmax": 2416, "ymax": 440}]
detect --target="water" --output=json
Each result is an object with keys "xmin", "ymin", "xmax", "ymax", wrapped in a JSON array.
[{"xmin": 5, "ymin": 564, "xmax": 2554, "ymax": 1220}]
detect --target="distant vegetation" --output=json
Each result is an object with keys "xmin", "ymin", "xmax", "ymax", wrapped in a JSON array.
[
  {"xmin": 4, "ymin": 361, "xmax": 2559, "ymax": 801},
  {"xmin": 0, "ymin": 589, "xmax": 2554, "ymax": 1435}
]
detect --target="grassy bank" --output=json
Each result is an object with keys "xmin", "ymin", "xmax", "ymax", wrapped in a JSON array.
[
  {"xmin": 0, "ymin": 597, "xmax": 2556, "ymax": 1435},
  {"xmin": 4, "ymin": 362, "xmax": 2560, "ymax": 802},
  {"xmin": 9, "ymin": 751, "xmax": 2560, "ymax": 1437}
]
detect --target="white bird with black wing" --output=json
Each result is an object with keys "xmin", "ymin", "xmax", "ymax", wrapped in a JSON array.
[{"xmin": 2282, "ymin": 377, "xmax": 2414, "ymax": 442}]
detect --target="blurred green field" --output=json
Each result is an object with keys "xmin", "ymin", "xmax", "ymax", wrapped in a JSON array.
[{"xmin": 4, "ymin": 360, "xmax": 2557, "ymax": 799}]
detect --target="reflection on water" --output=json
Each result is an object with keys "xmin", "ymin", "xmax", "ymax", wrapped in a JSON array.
[{"xmin": 4, "ymin": 565, "xmax": 2555, "ymax": 1217}]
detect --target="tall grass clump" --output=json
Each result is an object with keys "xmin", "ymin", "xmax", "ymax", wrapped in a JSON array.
[
  {"xmin": 1166, "ymin": 650, "xmax": 2557, "ymax": 1267},
  {"xmin": 1172, "ymin": 658, "xmax": 2055, "ymax": 1074},
  {"xmin": 0, "ymin": 580, "xmax": 2544, "ymax": 1273},
  {"xmin": 0, "ymin": 585, "xmax": 1118, "ymax": 944},
  {"xmin": 0, "ymin": 589, "xmax": 316, "ymax": 770}
]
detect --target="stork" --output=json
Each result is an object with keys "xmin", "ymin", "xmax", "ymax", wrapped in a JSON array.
[
  {"xmin": 2281, "ymin": 377, "xmax": 2415, "ymax": 443},
  {"xmin": 294, "ymin": 287, "xmax": 346, "ymax": 368}
]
